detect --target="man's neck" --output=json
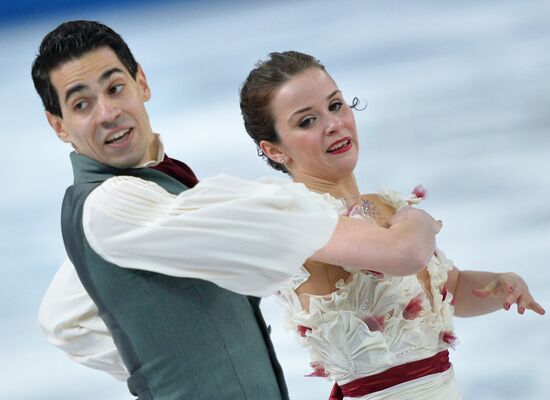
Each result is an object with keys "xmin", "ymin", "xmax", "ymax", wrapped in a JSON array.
[{"xmin": 139, "ymin": 134, "xmax": 164, "ymax": 168}]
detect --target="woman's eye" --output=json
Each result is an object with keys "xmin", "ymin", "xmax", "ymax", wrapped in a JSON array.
[
  {"xmin": 329, "ymin": 101, "xmax": 343, "ymax": 111},
  {"xmin": 110, "ymin": 84, "xmax": 123, "ymax": 95},
  {"xmin": 299, "ymin": 117, "xmax": 315, "ymax": 128}
]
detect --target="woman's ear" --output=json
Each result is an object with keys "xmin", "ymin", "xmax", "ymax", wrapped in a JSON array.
[{"xmin": 259, "ymin": 140, "xmax": 288, "ymax": 165}]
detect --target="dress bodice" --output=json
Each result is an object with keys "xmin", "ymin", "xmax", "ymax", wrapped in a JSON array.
[{"xmin": 276, "ymin": 190, "xmax": 457, "ymax": 385}]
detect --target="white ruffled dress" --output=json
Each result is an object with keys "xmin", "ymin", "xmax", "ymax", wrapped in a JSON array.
[{"xmin": 276, "ymin": 191, "xmax": 462, "ymax": 399}]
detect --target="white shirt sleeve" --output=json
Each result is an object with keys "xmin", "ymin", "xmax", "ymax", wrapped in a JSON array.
[
  {"xmin": 38, "ymin": 259, "xmax": 129, "ymax": 381},
  {"xmin": 83, "ymin": 174, "xmax": 340, "ymax": 297},
  {"xmin": 39, "ymin": 175, "xmax": 339, "ymax": 378}
]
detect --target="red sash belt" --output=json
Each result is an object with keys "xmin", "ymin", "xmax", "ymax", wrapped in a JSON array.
[{"xmin": 329, "ymin": 350, "xmax": 451, "ymax": 399}]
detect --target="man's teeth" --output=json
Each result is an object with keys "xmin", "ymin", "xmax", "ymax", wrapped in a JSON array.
[
  {"xmin": 328, "ymin": 140, "xmax": 349, "ymax": 152},
  {"xmin": 106, "ymin": 129, "xmax": 131, "ymax": 144}
]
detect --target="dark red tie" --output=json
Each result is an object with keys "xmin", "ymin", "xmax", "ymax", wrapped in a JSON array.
[{"xmin": 150, "ymin": 154, "xmax": 199, "ymax": 188}]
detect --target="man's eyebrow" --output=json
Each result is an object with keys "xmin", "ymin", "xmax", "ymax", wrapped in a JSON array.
[
  {"xmin": 99, "ymin": 67, "xmax": 125, "ymax": 84},
  {"xmin": 64, "ymin": 68, "xmax": 125, "ymax": 104},
  {"xmin": 289, "ymin": 90, "xmax": 342, "ymax": 121},
  {"xmin": 64, "ymin": 84, "xmax": 87, "ymax": 104}
]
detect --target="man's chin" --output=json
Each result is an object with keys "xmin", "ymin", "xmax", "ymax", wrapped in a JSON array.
[{"xmin": 106, "ymin": 155, "xmax": 144, "ymax": 170}]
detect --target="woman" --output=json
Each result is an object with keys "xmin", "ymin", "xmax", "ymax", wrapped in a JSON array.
[{"xmin": 239, "ymin": 51, "xmax": 545, "ymax": 399}]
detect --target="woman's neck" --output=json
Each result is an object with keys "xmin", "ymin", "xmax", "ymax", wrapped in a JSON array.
[{"xmin": 293, "ymin": 173, "xmax": 361, "ymax": 201}]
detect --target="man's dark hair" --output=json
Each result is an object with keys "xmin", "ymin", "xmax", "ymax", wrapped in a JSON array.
[{"xmin": 31, "ymin": 20, "xmax": 139, "ymax": 117}]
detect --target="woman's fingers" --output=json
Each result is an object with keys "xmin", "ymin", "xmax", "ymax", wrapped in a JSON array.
[
  {"xmin": 518, "ymin": 294, "xmax": 547, "ymax": 315},
  {"xmin": 529, "ymin": 301, "xmax": 546, "ymax": 315},
  {"xmin": 503, "ymin": 293, "xmax": 518, "ymax": 310},
  {"xmin": 472, "ymin": 273, "xmax": 545, "ymax": 315},
  {"xmin": 434, "ymin": 220, "xmax": 442, "ymax": 234},
  {"xmin": 501, "ymin": 275, "xmax": 517, "ymax": 294}
]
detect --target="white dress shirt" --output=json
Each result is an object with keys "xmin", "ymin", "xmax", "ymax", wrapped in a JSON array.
[{"xmin": 39, "ymin": 167, "xmax": 340, "ymax": 380}]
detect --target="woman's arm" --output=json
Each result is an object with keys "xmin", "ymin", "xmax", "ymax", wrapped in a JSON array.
[
  {"xmin": 312, "ymin": 206, "xmax": 441, "ymax": 276},
  {"xmin": 446, "ymin": 267, "xmax": 546, "ymax": 317}
]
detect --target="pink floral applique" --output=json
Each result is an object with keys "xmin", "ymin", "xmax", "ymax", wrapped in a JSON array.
[
  {"xmin": 305, "ymin": 361, "xmax": 330, "ymax": 377},
  {"xmin": 412, "ymin": 184, "xmax": 428, "ymax": 199},
  {"xmin": 366, "ymin": 270, "xmax": 385, "ymax": 278},
  {"xmin": 403, "ymin": 293, "xmax": 424, "ymax": 320},
  {"xmin": 363, "ymin": 315, "xmax": 385, "ymax": 332},
  {"xmin": 407, "ymin": 185, "xmax": 428, "ymax": 205},
  {"xmin": 441, "ymin": 283, "xmax": 448, "ymax": 302},
  {"xmin": 439, "ymin": 331, "xmax": 458, "ymax": 349},
  {"xmin": 297, "ymin": 324, "xmax": 312, "ymax": 337}
]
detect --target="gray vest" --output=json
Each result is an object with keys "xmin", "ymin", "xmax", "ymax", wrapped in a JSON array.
[{"xmin": 61, "ymin": 152, "xmax": 289, "ymax": 400}]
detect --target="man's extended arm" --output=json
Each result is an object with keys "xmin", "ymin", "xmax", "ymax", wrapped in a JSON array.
[
  {"xmin": 40, "ymin": 176, "xmax": 438, "ymax": 377},
  {"xmin": 83, "ymin": 175, "xmax": 339, "ymax": 297},
  {"xmin": 38, "ymin": 259, "xmax": 129, "ymax": 380},
  {"xmin": 84, "ymin": 175, "xmax": 438, "ymax": 294}
]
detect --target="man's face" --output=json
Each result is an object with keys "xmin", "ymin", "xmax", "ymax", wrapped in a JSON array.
[{"xmin": 47, "ymin": 47, "xmax": 156, "ymax": 168}]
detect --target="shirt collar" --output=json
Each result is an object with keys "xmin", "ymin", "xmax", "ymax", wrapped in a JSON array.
[
  {"xmin": 71, "ymin": 133, "xmax": 165, "ymax": 168},
  {"xmin": 69, "ymin": 134, "xmax": 167, "ymax": 185},
  {"xmin": 139, "ymin": 134, "xmax": 165, "ymax": 168}
]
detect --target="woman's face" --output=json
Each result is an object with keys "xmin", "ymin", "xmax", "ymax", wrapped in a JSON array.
[{"xmin": 269, "ymin": 68, "xmax": 359, "ymax": 181}]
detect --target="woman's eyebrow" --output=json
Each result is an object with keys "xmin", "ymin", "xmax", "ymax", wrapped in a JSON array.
[{"xmin": 288, "ymin": 90, "xmax": 342, "ymax": 121}]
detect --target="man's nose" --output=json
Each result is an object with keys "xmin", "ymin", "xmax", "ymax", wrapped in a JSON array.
[{"xmin": 96, "ymin": 96, "xmax": 121, "ymax": 125}]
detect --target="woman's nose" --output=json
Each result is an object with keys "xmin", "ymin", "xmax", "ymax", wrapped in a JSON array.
[{"xmin": 324, "ymin": 116, "xmax": 344, "ymax": 135}]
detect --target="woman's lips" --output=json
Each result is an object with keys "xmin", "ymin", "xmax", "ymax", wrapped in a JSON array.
[{"xmin": 327, "ymin": 138, "xmax": 352, "ymax": 154}]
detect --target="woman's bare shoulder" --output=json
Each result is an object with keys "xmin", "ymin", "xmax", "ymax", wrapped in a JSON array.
[
  {"xmin": 359, "ymin": 193, "xmax": 396, "ymax": 227},
  {"xmin": 361, "ymin": 193, "xmax": 396, "ymax": 211}
]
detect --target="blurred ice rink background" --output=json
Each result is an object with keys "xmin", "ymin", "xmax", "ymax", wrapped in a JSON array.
[{"xmin": 1, "ymin": 1, "xmax": 549, "ymax": 399}]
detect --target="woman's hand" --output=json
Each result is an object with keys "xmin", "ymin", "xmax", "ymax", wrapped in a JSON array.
[
  {"xmin": 313, "ymin": 206, "xmax": 441, "ymax": 276},
  {"xmin": 472, "ymin": 272, "xmax": 546, "ymax": 315},
  {"xmin": 388, "ymin": 206, "xmax": 442, "ymax": 235}
]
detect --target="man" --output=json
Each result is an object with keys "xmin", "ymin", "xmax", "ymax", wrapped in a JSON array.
[{"xmin": 33, "ymin": 20, "xmax": 440, "ymax": 399}]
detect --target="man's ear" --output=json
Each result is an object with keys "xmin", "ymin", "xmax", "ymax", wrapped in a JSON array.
[
  {"xmin": 259, "ymin": 140, "xmax": 289, "ymax": 164},
  {"xmin": 136, "ymin": 64, "xmax": 151, "ymax": 102},
  {"xmin": 46, "ymin": 111, "xmax": 71, "ymax": 143}
]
